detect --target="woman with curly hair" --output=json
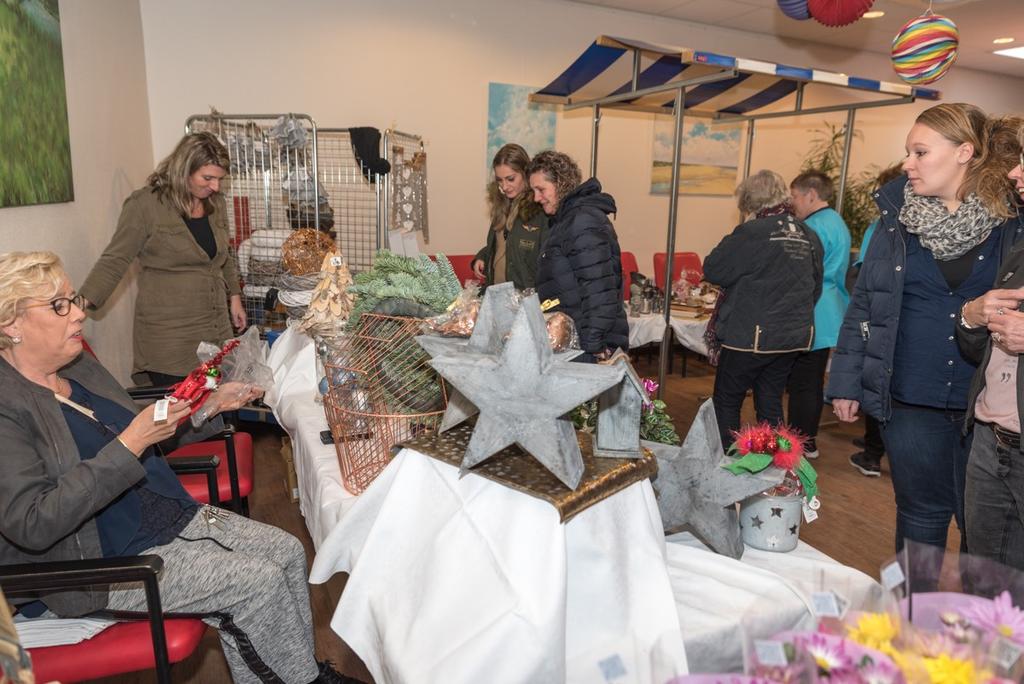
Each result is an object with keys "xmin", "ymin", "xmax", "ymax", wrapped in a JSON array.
[
  {"xmin": 527, "ymin": 151, "xmax": 627, "ymax": 362},
  {"xmin": 471, "ymin": 144, "xmax": 548, "ymax": 289},
  {"xmin": 827, "ymin": 103, "xmax": 1024, "ymax": 581},
  {"xmin": 956, "ymin": 116, "xmax": 1024, "ymax": 572}
]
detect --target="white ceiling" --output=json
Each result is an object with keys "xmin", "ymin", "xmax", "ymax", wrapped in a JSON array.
[{"xmin": 561, "ymin": 0, "xmax": 1024, "ymax": 79}]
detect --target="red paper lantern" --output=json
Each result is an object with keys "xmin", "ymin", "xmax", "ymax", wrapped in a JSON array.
[{"xmin": 807, "ymin": 0, "xmax": 875, "ymax": 27}]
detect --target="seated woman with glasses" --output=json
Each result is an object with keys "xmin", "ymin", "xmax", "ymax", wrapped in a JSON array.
[{"xmin": 0, "ymin": 251, "xmax": 356, "ymax": 683}]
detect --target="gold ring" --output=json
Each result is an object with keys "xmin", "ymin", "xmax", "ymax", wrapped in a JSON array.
[{"xmin": 994, "ymin": 332, "xmax": 1003, "ymax": 343}]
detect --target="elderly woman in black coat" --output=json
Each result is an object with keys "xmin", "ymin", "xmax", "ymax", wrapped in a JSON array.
[
  {"xmin": 527, "ymin": 151, "xmax": 628, "ymax": 362},
  {"xmin": 704, "ymin": 170, "xmax": 823, "ymax": 449}
]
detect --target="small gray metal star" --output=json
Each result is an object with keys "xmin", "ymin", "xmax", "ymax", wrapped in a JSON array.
[
  {"xmin": 647, "ymin": 399, "xmax": 785, "ymax": 559},
  {"xmin": 428, "ymin": 294, "xmax": 623, "ymax": 489}
]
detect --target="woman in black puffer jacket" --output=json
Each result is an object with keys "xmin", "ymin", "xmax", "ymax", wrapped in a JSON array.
[{"xmin": 527, "ymin": 151, "xmax": 628, "ymax": 362}]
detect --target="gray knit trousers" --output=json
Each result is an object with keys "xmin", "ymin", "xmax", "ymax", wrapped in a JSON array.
[{"xmin": 106, "ymin": 507, "xmax": 319, "ymax": 684}]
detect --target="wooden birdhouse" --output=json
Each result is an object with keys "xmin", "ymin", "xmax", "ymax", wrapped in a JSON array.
[{"xmin": 594, "ymin": 353, "xmax": 646, "ymax": 459}]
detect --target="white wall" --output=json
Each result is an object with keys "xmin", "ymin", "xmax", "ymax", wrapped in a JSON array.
[
  {"xmin": 0, "ymin": 0, "xmax": 152, "ymax": 383},
  {"xmin": 137, "ymin": 0, "xmax": 1024, "ymax": 281}
]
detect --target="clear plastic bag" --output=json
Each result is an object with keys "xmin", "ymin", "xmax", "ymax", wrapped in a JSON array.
[
  {"xmin": 422, "ymin": 283, "xmax": 482, "ymax": 337},
  {"xmin": 189, "ymin": 327, "xmax": 274, "ymax": 427}
]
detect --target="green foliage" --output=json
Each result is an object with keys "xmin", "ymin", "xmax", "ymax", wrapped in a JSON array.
[
  {"xmin": 801, "ymin": 122, "xmax": 897, "ymax": 247},
  {"xmin": 0, "ymin": 1, "xmax": 74, "ymax": 208},
  {"xmin": 568, "ymin": 397, "xmax": 681, "ymax": 446},
  {"xmin": 347, "ymin": 250, "xmax": 461, "ymax": 327}
]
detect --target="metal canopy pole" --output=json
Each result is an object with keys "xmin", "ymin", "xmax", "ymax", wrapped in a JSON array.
[
  {"xmin": 835, "ymin": 108, "xmax": 857, "ymax": 215},
  {"xmin": 742, "ymin": 120, "xmax": 755, "ymax": 180},
  {"xmin": 590, "ymin": 105, "xmax": 602, "ymax": 178},
  {"xmin": 657, "ymin": 88, "xmax": 686, "ymax": 398}
]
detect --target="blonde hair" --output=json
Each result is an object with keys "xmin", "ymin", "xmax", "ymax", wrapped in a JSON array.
[
  {"xmin": 0, "ymin": 251, "xmax": 65, "ymax": 349},
  {"xmin": 915, "ymin": 103, "xmax": 1020, "ymax": 218},
  {"xmin": 486, "ymin": 144, "xmax": 543, "ymax": 230},
  {"xmin": 147, "ymin": 132, "xmax": 230, "ymax": 217},
  {"xmin": 736, "ymin": 170, "xmax": 789, "ymax": 215}
]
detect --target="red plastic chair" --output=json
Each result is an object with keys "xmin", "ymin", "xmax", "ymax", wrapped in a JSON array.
[
  {"xmin": 653, "ymin": 252, "xmax": 703, "ymax": 290},
  {"xmin": 1, "ymin": 556, "xmax": 206, "ymax": 684},
  {"xmin": 620, "ymin": 251, "xmax": 639, "ymax": 300}
]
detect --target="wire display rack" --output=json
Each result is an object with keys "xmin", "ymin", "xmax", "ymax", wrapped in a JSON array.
[
  {"xmin": 316, "ymin": 128, "xmax": 383, "ymax": 276},
  {"xmin": 323, "ymin": 314, "xmax": 448, "ymax": 494}
]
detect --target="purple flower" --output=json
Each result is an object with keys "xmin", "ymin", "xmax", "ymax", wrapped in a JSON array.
[
  {"xmin": 855, "ymin": 658, "xmax": 904, "ymax": 684},
  {"xmin": 642, "ymin": 377, "xmax": 659, "ymax": 397},
  {"xmin": 963, "ymin": 591, "xmax": 1024, "ymax": 646},
  {"xmin": 793, "ymin": 633, "xmax": 855, "ymax": 675}
]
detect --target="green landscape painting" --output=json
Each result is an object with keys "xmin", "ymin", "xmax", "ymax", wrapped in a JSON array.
[{"xmin": 0, "ymin": 0, "xmax": 73, "ymax": 208}]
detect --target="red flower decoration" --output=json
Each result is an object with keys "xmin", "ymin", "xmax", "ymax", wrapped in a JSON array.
[{"xmin": 771, "ymin": 426, "xmax": 806, "ymax": 470}]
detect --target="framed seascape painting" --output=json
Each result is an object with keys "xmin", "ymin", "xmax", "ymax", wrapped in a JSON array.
[
  {"xmin": 486, "ymin": 82, "xmax": 556, "ymax": 177},
  {"xmin": 650, "ymin": 117, "xmax": 742, "ymax": 196},
  {"xmin": 0, "ymin": 0, "xmax": 74, "ymax": 208}
]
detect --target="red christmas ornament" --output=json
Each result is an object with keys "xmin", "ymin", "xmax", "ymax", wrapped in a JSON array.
[{"xmin": 807, "ymin": 0, "xmax": 874, "ymax": 27}]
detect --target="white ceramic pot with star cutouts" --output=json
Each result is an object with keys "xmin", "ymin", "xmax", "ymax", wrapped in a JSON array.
[{"xmin": 738, "ymin": 492, "xmax": 802, "ymax": 552}]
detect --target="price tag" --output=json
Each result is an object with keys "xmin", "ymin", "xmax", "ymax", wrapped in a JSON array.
[
  {"xmin": 992, "ymin": 637, "xmax": 1022, "ymax": 671},
  {"xmin": 811, "ymin": 590, "xmax": 850, "ymax": 619},
  {"xmin": 806, "ymin": 495, "xmax": 821, "ymax": 511},
  {"xmin": 880, "ymin": 561, "xmax": 906, "ymax": 591},
  {"xmin": 754, "ymin": 640, "xmax": 788, "ymax": 667},
  {"xmin": 811, "ymin": 591, "xmax": 841, "ymax": 618},
  {"xmin": 153, "ymin": 398, "xmax": 170, "ymax": 423},
  {"xmin": 330, "ymin": 255, "xmax": 343, "ymax": 267},
  {"xmin": 802, "ymin": 502, "xmax": 819, "ymax": 523}
]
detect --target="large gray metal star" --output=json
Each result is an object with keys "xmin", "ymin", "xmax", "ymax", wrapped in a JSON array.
[
  {"xmin": 646, "ymin": 399, "xmax": 784, "ymax": 559},
  {"xmin": 428, "ymin": 294, "xmax": 623, "ymax": 489},
  {"xmin": 417, "ymin": 283, "xmax": 580, "ymax": 434}
]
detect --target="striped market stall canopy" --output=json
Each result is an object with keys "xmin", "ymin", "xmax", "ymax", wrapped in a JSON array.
[{"xmin": 531, "ymin": 35, "xmax": 940, "ymax": 116}]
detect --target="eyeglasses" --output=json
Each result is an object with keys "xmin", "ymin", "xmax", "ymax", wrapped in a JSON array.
[{"xmin": 23, "ymin": 293, "xmax": 86, "ymax": 317}]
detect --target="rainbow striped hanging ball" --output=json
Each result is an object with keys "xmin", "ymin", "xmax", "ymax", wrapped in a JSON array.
[{"xmin": 891, "ymin": 13, "xmax": 959, "ymax": 85}]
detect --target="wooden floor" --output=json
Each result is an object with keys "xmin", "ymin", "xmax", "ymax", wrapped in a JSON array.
[{"xmin": 100, "ymin": 350, "xmax": 961, "ymax": 683}]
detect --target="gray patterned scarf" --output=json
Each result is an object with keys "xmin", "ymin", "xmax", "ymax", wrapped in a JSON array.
[{"xmin": 899, "ymin": 183, "xmax": 1001, "ymax": 261}]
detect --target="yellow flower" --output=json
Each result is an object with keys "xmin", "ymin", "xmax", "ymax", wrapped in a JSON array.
[
  {"xmin": 921, "ymin": 653, "xmax": 989, "ymax": 684},
  {"xmin": 847, "ymin": 612, "xmax": 899, "ymax": 653}
]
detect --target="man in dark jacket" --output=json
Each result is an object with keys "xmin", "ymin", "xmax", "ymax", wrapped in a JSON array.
[
  {"xmin": 704, "ymin": 170, "xmax": 824, "ymax": 449},
  {"xmin": 527, "ymin": 151, "xmax": 628, "ymax": 362}
]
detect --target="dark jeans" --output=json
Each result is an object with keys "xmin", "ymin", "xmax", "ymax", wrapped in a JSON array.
[
  {"xmin": 881, "ymin": 402, "xmax": 971, "ymax": 555},
  {"xmin": 965, "ymin": 423, "xmax": 1024, "ymax": 572},
  {"xmin": 785, "ymin": 348, "xmax": 830, "ymax": 450},
  {"xmin": 712, "ymin": 348, "xmax": 798, "ymax": 450},
  {"xmin": 864, "ymin": 415, "xmax": 885, "ymax": 460}
]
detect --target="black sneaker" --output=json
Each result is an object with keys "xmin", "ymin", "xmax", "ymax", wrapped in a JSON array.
[
  {"xmin": 315, "ymin": 660, "xmax": 364, "ymax": 684},
  {"xmin": 849, "ymin": 451, "xmax": 881, "ymax": 477}
]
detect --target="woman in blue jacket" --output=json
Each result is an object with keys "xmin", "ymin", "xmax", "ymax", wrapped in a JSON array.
[{"xmin": 827, "ymin": 104, "xmax": 1023, "ymax": 580}]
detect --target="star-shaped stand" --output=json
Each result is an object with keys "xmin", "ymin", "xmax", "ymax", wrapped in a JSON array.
[
  {"xmin": 428, "ymin": 294, "xmax": 623, "ymax": 489},
  {"xmin": 646, "ymin": 399, "xmax": 784, "ymax": 559}
]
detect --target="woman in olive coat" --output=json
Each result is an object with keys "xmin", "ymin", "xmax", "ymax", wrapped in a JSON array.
[
  {"xmin": 80, "ymin": 133, "xmax": 244, "ymax": 385},
  {"xmin": 472, "ymin": 143, "xmax": 548, "ymax": 290}
]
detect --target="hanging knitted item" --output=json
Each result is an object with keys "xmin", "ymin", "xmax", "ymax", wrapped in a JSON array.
[
  {"xmin": 807, "ymin": 0, "xmax": 874, "ymax": 27},
  {"xmin": 777, "ymin": 0, "xmax": 810, "ymax": 20},
  {"xmin": 891, "ymin": 12, "xmax": 959, "ymax": 85}
]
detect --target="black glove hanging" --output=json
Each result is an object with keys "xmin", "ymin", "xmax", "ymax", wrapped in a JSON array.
[{"xmin": 349, "ymin": 127, "xmax": 391, "ymax": 182}]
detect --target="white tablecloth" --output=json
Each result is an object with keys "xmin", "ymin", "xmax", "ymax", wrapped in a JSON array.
[
  {"xmin": 309, "ymin": 448, "xmax": 689, "ymax": 684},
  {"xmin": 628, "ymin": 313, "xmax": 709, "ymax": 357},
  {"xmin": 664, "ymin": 532, "xmax": 883, "ymax": 673},
  {"xmin": 267, "ymin": 325, "xmax": 882, "ymax": 681},
  {"xmin": 264, "ymin": 324, "xmax": 358, "ymax": 549}
]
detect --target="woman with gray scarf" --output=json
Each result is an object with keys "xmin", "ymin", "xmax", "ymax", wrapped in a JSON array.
[{"xmin": 827, "ymin": 104, "xmax": 1022, "ymax": 586}]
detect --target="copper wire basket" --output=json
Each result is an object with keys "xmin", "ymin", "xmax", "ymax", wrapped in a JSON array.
[{"xmin": 323, "ymin": 313, "xmax": 448, "ymax": 494}]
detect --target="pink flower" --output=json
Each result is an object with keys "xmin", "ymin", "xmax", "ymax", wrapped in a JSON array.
[{"xmin": 963, "ymin": 591, "xmax": 1024, "ymax": 646}]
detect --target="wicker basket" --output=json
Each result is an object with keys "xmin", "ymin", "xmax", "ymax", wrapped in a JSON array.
[{"xmin": 323, "ymin": 313, "xmax": 448, "ymax": 494}]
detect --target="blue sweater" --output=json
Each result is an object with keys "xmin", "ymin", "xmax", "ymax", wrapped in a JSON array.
[{"xmin": 804, "ymin": 207, "xmax": 851, "ymax": 350}]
